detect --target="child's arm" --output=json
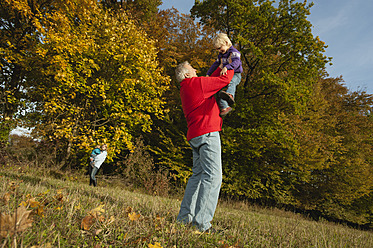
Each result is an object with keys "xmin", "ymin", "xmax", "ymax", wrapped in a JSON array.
[{"xmin": 206, "ymin": 56, "xmax": 221, "ymax": 76}]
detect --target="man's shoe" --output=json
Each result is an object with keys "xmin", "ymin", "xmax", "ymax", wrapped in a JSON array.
[
  {"xmin": 205, "ymin": 227, "xmax": 224, "ymax": 235},
  {"xmin": 219, "ymin": 91, "xmax": 235, "ymax": 105},
  {"xmin": 220, "ymin": 107, "xmax": 232, "ymax": 117}
]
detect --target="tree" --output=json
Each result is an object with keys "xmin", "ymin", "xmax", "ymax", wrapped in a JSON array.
[
  {"xmin": 25, "ymin": 0, "xmax": 169, "ymax": 166},
  {"xmin": 294, "ymin": 77, "xmax": 373, "ymax": 225},
  {"xmin": 0, "ymin": 0, "xmax": 53, "ymax": 144},
  {"xmin": 192, "ymin": 0, "xmax": 330, "ymax": 202},
  {"xmin": 142, "ymin": 8, "xmax": 219, "ymax": 184},
  {"xmin": 100, "ymin": 0, "xmax": 162, "ymax": 21},
  {"xmin": 191, "ymin": 0, "xmax": 373, "ymax": 226}
]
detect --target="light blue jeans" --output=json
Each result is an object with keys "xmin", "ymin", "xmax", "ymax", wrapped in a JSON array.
[
  {"xmin": 177, "ymin": 131, "xmax": 222, "ymax": 232},
  {"xmin": 219, "ymin": 73, "xmax": 242, "ymax": 110},
  {"xmin": 90, "ymin": 166, "xmax": 99, "ymax": 186}
]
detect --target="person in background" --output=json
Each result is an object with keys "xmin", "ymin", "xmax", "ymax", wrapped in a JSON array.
[
  {"xmin": 206, "ymin": 33, "xmax": 243, "ymax": 117},
  {"xmin": 175, "ymin": 61, "xmax": 234, "ymax": 233},
  {"xmin": 89, "ymin": 144, "xmax": 107, "ymax": 187}
]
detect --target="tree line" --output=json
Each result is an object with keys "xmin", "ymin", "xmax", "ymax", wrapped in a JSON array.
[{"xmin": 1, "ymin": 0, "xmax": 372, "ymax": 228}]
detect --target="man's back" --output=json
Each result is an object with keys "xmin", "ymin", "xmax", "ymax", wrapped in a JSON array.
[{"xmin": 180, "ymin": 69, "xmax": 234, "ymax": 141}]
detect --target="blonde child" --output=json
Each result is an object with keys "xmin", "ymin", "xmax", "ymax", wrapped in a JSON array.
[{"xmin": 206, "ymin": 33, "xmax": 243, "ymax": 117}]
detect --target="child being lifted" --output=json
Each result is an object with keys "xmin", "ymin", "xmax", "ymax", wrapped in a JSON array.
[{"xmin": 206, "ymin": 33, "xmax": 243, "ymax": 117}]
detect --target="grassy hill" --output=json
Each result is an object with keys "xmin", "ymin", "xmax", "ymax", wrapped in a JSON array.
[{"xmin": 0, "ymin": 165, "xmax": 372, "ymax": 247}]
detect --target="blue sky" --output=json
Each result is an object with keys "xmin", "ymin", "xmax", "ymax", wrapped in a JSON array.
[{"xmin": 160, "ymin": 0, "xmax": 373, "ymax": 94}]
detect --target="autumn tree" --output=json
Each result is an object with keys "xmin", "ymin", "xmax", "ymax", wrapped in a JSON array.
[
  {"xmin": 100, "ymin": 0, "xmax": 162, "ymax": 21},
  {"xmin": 22, "ymin": 0, "xmax": 169, "ymax": 167},
  {"xmin": 0, "ymin": 0, "xmax": 52, "ymax": 144}
]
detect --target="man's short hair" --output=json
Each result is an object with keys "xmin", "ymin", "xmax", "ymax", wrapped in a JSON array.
[{"xmin": 175, "ymin": 61, "xmax": 191, "ymax": 83}]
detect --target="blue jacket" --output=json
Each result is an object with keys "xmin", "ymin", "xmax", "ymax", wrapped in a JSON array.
[{"xmin": 90, "ymin": 148, "xmax": 101, "ymax": 157}]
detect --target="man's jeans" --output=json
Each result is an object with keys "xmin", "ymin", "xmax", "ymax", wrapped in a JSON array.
[
  {"xmin": 219, "ymin": 73, "xmax": 242, "ymax": 109},
  {"xmin": 177, "ymin": 131, "xmax": 222, "ymax": 232},
  {"xmin": 89, "ymin": 165, "xmax": 99, "ymax": 186}
]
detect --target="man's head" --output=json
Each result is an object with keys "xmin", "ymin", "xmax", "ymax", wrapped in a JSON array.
[
  {"xmin": 175, "ymin": 61, "xmax": 197, "ymax": 83},
  {"xmin": 213, "ymin": 33, "xmax": 232, "ymax": 54}
]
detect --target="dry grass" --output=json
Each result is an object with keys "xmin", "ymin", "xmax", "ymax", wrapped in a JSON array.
[{"xmin": 0, "ymin": 164, "xmax": 372, "ymax": 247}]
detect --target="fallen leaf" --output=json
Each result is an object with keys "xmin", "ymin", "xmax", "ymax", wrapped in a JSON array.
[
  {"xmin": 81, "ymin": 205, "xmax": 106, "ymax": 230},
  {"xmin": 8, "ymin": 181, "xmax": 19, "ymax": 191},
  {"xmin": 81, "ymin": 215, "xmax": 95, "ymax": 230},
  {"xmin": 0, "ymin": 205, "xmax": 33, "ymax": 238},
  {"xmin": 36, "ymin": 205, "xmax": 44, "ymax": 217},
  {"xmin": 20, "ymin": 198, "xmax": 41, "ymax": 208},
  {"xmin": 128, "ymin": 211, "xmax": 141, "ymax": 221},
  {"xmin": 148, "ymin": 242, "xmax": 163, "ymax": 248},
  {"xmin": 89, "ymin": 205, "xmax": 105, "ymax": 218}
]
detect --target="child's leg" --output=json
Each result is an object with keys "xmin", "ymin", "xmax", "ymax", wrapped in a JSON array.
[
  {"xmin": 217, "ymin": 92, "xmax": 228, "ymax": 110},
  {"xmin": 226, "ymin": 73, "xmax": 241, "ymax": 98},
  {"xmin": 218, "ymin": 73, "xmax": 242, "ymax": 109}
]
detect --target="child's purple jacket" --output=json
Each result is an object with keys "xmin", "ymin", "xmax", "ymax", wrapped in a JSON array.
[{"xmin": 206, "ymin": 46, "xmax": 243, "ymax": 76}]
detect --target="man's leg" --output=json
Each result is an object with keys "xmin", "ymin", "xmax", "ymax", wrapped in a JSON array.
[
  {"xmin": 177, "ymin": 137, "xmax": 203, "ymax": 225},
  {"xmin": 192, "ymin": 131, "xmax": 222, "ymax": 232},
  {"xmin": 88, "ymin": 164, "xmax": 93, "ymax": 185},
  {"xmin": 90, "ymin": 166, "xmax": 99, "ymax": 187}
]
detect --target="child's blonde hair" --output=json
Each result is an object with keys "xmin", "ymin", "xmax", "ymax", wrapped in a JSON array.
[{"xmin": 213, "ymin": 33, "xmax": 232, "ymax": 48}]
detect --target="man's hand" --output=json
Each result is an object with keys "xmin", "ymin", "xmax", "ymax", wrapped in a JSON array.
[{"xmin": 220, "ymin": 67, "xmax": 228, "ymax": 75}]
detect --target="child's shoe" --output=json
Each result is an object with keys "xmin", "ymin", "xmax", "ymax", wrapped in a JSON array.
[
  {"xmin": 220, "ymin": 107, "xmax": 232, "ymax": 117},
  {"xmin": 219, "ymin": 91, "xmax": 235, "ymax": 105}
]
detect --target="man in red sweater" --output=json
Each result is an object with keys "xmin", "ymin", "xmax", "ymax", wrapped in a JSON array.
[{"xmin": 175, "ymin": 61, "xmax": 234, "ymax": 233}]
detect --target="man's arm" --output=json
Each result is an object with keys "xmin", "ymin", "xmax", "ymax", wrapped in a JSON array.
[
  {"xmin": 210, "ymin": 67, "xmax": 222, "ymax": 77},
  {"xmin": 201, "ymin": 70, "xmax": 234, "ymax": 98}
]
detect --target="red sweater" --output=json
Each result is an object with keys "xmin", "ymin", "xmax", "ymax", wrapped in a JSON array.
[{"xmin": 180, "ymin": 68, "xmax": 234, "ymax": 141}]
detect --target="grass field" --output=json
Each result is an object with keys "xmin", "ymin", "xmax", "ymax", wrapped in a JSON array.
[{"xmin": 0, "ymin": 164, "xmax": 372, "ymax": 247}]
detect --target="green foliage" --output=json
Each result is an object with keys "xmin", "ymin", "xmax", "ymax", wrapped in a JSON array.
[
  {"xmin": 293, "ymin": 78, "xmax": 373, "ymax": 224},
  {"xmin": 192, "ymin": 0, "xmax": 329, "ymax": 201},
  {"xmin": 191, "ymin": 0, "xmax": 373, "ymax": 225},
  {"xmin": 0, "ymin": 118, "xmax": 13, "ymax": 146}
]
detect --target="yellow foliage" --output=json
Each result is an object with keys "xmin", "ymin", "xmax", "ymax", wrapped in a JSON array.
[{"xmin": 28, "ymin": 0, "xmax": 170, "ymax": 163}]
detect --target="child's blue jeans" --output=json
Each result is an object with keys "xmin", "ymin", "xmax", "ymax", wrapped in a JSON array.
[{"xmin": 219, "ymin": 73, "xmax": 242, "ymax": 109}]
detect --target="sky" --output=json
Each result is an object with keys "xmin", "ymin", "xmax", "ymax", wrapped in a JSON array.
[{"xmin": 160, "ymin": 0, "xmax": 373, "ymax": 94}]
